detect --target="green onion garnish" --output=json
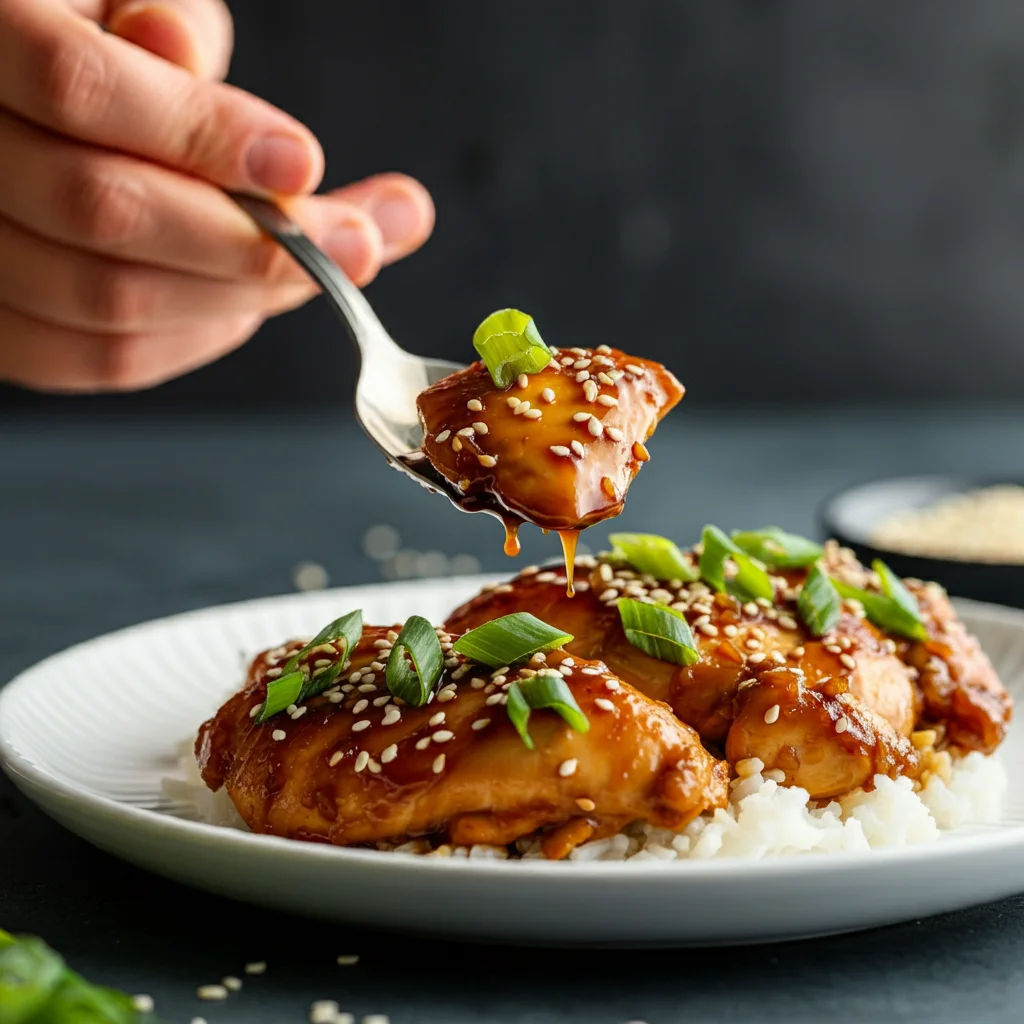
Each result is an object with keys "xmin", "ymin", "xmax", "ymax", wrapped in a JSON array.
[
  {"xmin": 731, "ymin": 527, "xmax": 823, "ymax": 569},
  {"xmin": 256, "ymin": 610, "xmax": 363, "ymax": 723},
  {"xmin": 797, "ymin": 564, "xmax": 842, "ymax": 636},
  {"xmin": 698, "ymin": 525, "xmax": 775, "ymax": 603},
  {"xmin": 452, "ymin": 612, "xmax": 573, "ymax": 668},
  {"xmin": 617, "ymin": 598, "xmax": 700, "ymax": 665},
  {"xmin": 608, "ymin": 532, "xmax": 699, "ymax": 582},
  {"xmin": 472, "ymin": 308, "xmax": 551, "ymax": 389},
  {"xmin": 385, "ymin": 615, "xmax": 445, "ymax": 707},
  {"xmin": 256, "ymin": 670, "xmax": 305, "ymax": 724},
  {"xmin": 831, "ymin": 563, "xmax": 928, "ymax": 641},
  {"xmin": 506, "ymin": 672, "xmax": 590, "ymax": 750}
]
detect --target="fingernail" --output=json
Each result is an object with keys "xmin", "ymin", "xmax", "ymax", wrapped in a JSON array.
[
  {"xmin": 245, "ymin": 134, "xmax": 314, "ymax": 194},
  {"xmin": 324, "ymin": 222, "xmax": 372, "ymax": 273},
  {"xmin": 369, "ymin": 194, "xmax": 422, "ymax": 248}
]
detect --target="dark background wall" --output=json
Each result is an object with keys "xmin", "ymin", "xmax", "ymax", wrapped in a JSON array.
[{"xmin": 4, "ymin": 0, "xmax": 1024, "ymax": 411}]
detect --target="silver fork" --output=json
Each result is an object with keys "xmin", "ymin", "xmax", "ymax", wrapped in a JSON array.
[{"xmin": 234, "ymin": 193, "xmax": 494, "ymax": 516}]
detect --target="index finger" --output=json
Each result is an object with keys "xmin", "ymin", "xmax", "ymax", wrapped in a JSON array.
[{"xmin": 0, "ymin": 0, "xmax": 322, "ymax": 195}]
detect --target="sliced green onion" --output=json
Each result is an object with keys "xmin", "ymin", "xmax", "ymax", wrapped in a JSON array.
[
  {"xmin": 281, "ymin": 609, "xmax": 363, "ymax": 676},
  {"xmin": 256, "ymin": 609, "xmax": 364, "ymax": 722},
  {"xmin": 44, "ymin": 971, "xmax": 143, "ymax": 1023},
  {"xmin": 832, "ymin": 572, "xmax": 928, "ymax": 642},
  {"xmin": 797, "ymin": 564, "xmax": 842, "ymax": 636},
  {"xmin": 698, "ymin": 525, "xmax": 775, "ymax": 603},
  {"xmin": 452, "ymin": 612, "xmax": 573, "ymax": 668},
  {"xmin": 0, "ymin": 930, "xmax": 13, "ymax": 951},
  {"xmin": 617, "ymin": 598, "xmax": 700, "ymax": 666},
  {"xmin": 731, "ymin": 527, "xmax": 823, "ymax": 569},
  {"xmin": 506, "ymin": 673, "xmax": 590, "ymax": 750},
  {"xmin": 386, "ymin": 615, "xmax": 445, "ymax": 707},
  {"xmin": 873, "ymin": 559, "xmax": 925, "ymax": 626},
  {"xmin": 0, "ymin": 935, "xmax": 65, "ymax": 1022},
  {"xmin": 608, "ymin": 532, "xmax": 699, "ymax": 582},
  {"xmin": 472, "ymin": 308, "xmax": 551, "ymax": 388},
  {"xmin": 255, "ymin": 669, "xmax": 305, "ymax": 724}
]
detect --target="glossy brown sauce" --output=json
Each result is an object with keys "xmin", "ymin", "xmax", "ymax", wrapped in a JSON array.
[
  {"xmin": 558, "ymin": 529, "xmax": 579, "ymax": 596},
  {"xmin": 416, "ymin": 346, "xmax": 683, "ymax": 587}
]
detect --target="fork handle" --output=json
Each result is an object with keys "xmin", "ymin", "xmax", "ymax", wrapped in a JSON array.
[{"xmin": 230, "ymin": 192, "xmax": 403, "ymax": 361}]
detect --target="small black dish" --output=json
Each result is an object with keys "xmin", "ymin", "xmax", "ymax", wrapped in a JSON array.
[{"xmin": 820, "ymin": 476, "xmax": 1024, "ymax": 609}]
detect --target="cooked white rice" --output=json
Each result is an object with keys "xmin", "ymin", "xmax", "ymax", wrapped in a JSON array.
[{"xmin": 162, "ymin": 743, "xmax": 1006, "ymax": 862}]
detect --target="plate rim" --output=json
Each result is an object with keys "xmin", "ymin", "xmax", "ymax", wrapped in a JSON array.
[{"xmin": 2, "ymin": 576, "xmax": 1023, "ymax": 883}]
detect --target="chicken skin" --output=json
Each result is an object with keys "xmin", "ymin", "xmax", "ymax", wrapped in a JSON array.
[
  {"xmin": 197, "ymin": 625, "xmax": 729, "ymax": 859},
  {"xmin": 417, "ymin": 346, "xmax": 683, "ymax": 569},
  {"xmin": 446, "ymin": 544, "xmax": 1011, "ymax": 797}
]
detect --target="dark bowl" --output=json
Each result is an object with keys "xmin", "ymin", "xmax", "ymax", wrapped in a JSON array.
[{"xmin": 820, "ymin": 476, "xmax": 1024, "ymax": 609}]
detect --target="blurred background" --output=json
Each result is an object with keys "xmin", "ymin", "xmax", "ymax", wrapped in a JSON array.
[{"xmin": 5, "ymin": 0, "xmax": 1024, "ymax": 412}]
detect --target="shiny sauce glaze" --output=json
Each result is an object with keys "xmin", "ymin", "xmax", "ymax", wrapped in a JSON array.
[
  {"xmin": 196, "ymin": 624, "xmax": 728, "ymax": 859},
  {"xmin": 445, "ymin": 544, "xmax": 1012, "ymax": 797},
  {"xmin": 416, "ymin": 346, "xmax": 683, "ymax": 591}
]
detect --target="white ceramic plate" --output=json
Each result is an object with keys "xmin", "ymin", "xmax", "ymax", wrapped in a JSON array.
[{"xmin": 2, "ymin": 577, "xmax": 1024, "ymax": 946}]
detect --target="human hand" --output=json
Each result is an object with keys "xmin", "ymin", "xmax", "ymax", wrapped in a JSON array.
[{"xmin": 0, "ymin": 0, "xmax": 434, "ymax": 391}]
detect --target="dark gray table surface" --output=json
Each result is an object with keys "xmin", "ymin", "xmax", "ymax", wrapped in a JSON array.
[{"xmin": 3, "ymin": 407, "xmax": 1024, "ymax": 1024}]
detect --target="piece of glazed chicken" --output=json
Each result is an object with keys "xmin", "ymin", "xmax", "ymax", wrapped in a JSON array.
[
  {"xmin": 197, "ymin": 624, "xmax": 729, "ymax": 860},
  {"xmin": 446, "ymin": 539, "xmax": 1012, "ymax": 800}
]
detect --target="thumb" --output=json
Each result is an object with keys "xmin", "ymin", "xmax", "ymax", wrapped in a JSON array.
[{"xmin": 105, "ymin": 0, "xmax": 234, "ymax": 79}]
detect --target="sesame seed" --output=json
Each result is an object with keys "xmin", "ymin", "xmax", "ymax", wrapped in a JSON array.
[
  {"xmin": 249, "ymin": 705, "xmax": 260, "ymax": 718},
  {"xmin": 609, "ymin": 369, "xmax": 625, "ymax": 380},
  {"xmin": 756, "ymin": 597, "xmax": 772, "ymax": 608},
  {"xmin": 472, "ymin": 422, "xmax": 488, "ymax": 435},
  {"xmin": 605, "ymin": 678, "xmax": 621, "ymax": 692},
  {"xmin": 597, "ymin": 394, "xmax": 618, "ymax": 407},
  {"xmin": 191, "ymin": 1018, "xmax": 208, "ymax": 1024},
  {"xmin": 698, "ymin": 622, "xmax": 719, "ymax": 637},
  {"xmin": 363, "ymin": 1016, "xmax": 390, "ymax": 1024},
  {"xmin": 583, "ymin": 379, "xmax": 599, "ymax": 402},
  {"xmin": 432, "ymin": 730, "xmax": 454, "ymax": 743},
  {"xmin": 286, "ymin": 703, "xmax": 298, "ymax": 715},
  {"xmin": 517, "ymin": 373, "xmax": 529, "ymax": 389},
  {"xmin": 309, "ymin": 1001, "xmax": 341, "ymax": 1024},
  {"xmin": 492, "ymin": 665, "xmax": 511, "ymax": 676},
  {"xmin": 271, "ymin": 729, "xmax": 286, "ymax": 742},
  {"xmin": 429, "ymin": 712, "xmax": 445, "ymax": 726},
  {"xmin": 596, "ymin": 344, "xmax": 612, "ymax": 354},
  {"xmin": 559, "ymin": 758, "xmax": 578, "ymax": 777},
  {"xmin": 507, "ymin": 396, "xmax": 521, "ymax": 409},
  {"xmin": 531, "ymin": 652, "xmax": 547, "ymax": 664},
  {"xmin": 793, "ymin": 645, "xmax": 806, "ymax": 657},
  {"xmin": 836, "ymin": 716, "xmax": 850, "ymax": 734},
  {"xmin": 367, "ymin": 758, "xmax": 382, "ymax": 774},
  {"xmin": 451, "ymin": 437, "xmax": 463, "ymax": 452},
  {"xmin": 265, "ymin": 667, "xmax": 283, "ymax": 679},
  {"xmin": 132, "ymin": 995, "xmax": 155, "ymax": 1013},
  {"xmin": 573, "ymin": 358, "xmax": 592, "ymax": 369},
  {"xmin": 735, "ymin": 756, "xmax": 764, "ymax": 778},
  {"xmin": 222, "ymin": 976, "xmax": 243, "ymax": 992},
  {"xmin": 598, "ymin": 371, "xmax": 615, "ymax": 385},
  {"xmin": 337, "ymin": 954, "xmax": 360, "ymax": 965},
  {"xmin": 374, "ymin": 639, "xmax": 391, "ymax": 648},
  {"xmin": 467, "ymin": 398, "xmax": 483, "ymax": 412},
  {"xmin": 354, "ymin": 751, "xmax": 370, "ymax": 773},
  {"xmin": 764, "ymin": 704, "xmax": 781, "ymax": 724},
  {"xmin": 382, "ymin": 707, "xmax": 402, "ymax": 726},
  {"xmin": 437, "ymin": 688, "xmax": 456, "ymax": 703},
  {"xmin": 571, "ymin": 439, "xmax": 586, "ymax": 457},
  {"xmin": 457, "ymin": 427, "xmax": 475, "ymax": 439},
  {"xmin": 432, "ymin": 754, "xmax": 446, "ymax": 774},
  {"xmin": 632, "ymin": 441, "xmax": 650, "ymax": 461},
  {"xmin": 197, "ymin": 985, "xmax": 229, "ymax": 1001},
  {"xmin": 748, "ymin": 652, "xmax": 766, "ymax": 664},
  {"xmin": 764, "ymin": 769, "xmax": 786, "ymax": 783},
  {"xmin": 625, "ymin": 363, "xmax": 645, "ymax": 375},
  {"xmin": 353, "ymin": 699, "xmax": 369, "ymax": 714},
  {"xmin": 606, "ymin": 426, "xmax": 625, "ymax": 442},
  {"xmin": 484, "ymin": 693, "xmax": 504, "ymax": 706},
  {"xmin": 358, "ymin": 682, "xmax": 376, "ymax": 692},
  {"xmin": 601, "ymin": 476, "xmax": 616, "ymax": 499},
  {"xmin": 825, "ymin": 644, "xmax": 842, "ymax": 654},
  {"xmin": 576, "ymin": 798, "xmax": 597, "ymax": 813},
  {"xmin": 599, "ymin": 587, "xmax": 618, "ymax": 601},
  {"xmin": 373, "ymin": 694, "xmax": 391, "ymax": 706},
  {"xmin": 549, "ymin": 445, "xmax": 571, "ymax": 457},
  {"xmin": 723, "ymin": 624, "xmax": 738, "ymax": 638},
  {"xmin": 524, "ymin": 408, "xmax": 543, "ymax": 420},
  {"xmin": 435, "ymin": 430, "xmax": 450, "ymax": 443},
  {"xmin": 329, "ymin": 693, "xmax": 344, "ymax": 703},
  {"xmin": 477, "ymin": 454, "xmax": 497, "ymax": 468},
  {"xmin": 352, "ymin": 720, "xmax": 371, "ymax": 732},
  {"xmin": 415, "ymin": 737, "xmax": 431, "ymax": 750},
  {"xmin": 572, "ymin": 412, "xmax": 591, "ymax": 423},
  {"xmin": 587, "ymin": 415, "xmax": 603, "ymax": 437},
  {"xmin": 575, "ymin": 370, "xmax": 590, "ymax": 382},
  {"xmin": 470, "ymin": 677, "xmax": 487, "ymax": 689},
  {"xmin": 840, "ymin": 653, "xmax": 857, "ymax": 670},
  {"xmin": 743, "ymin": 602, "xmax": 759, "ymax": 616},
  {"xmin": 594, "ymin": 697, "xmax": 615, "ymax": 711},
  {"xmin": 244, "ymin": 962, "xmax": 267, "ymax": 975},
  {"xmin": 329, "ymin": 751, "xmax": 344, "ymax": 767},
  {"xmin": 778, "ymin": 615, "xmax": 798, "ymax": 630}
]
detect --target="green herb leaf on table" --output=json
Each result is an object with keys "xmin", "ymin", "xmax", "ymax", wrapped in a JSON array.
[
  {"xmin": 608, "ymin": 532, "xmax": 699, "ymax": 582},
  {"xmin": 698, "ymin": 525, "xmax": 775, "ymax": 603},
  {"xmin": 617, "ymin": 598, "xmax": 700, "ymax": 666},
  {"xmin": 386, "ymin": 615, "xmax": 445, "ymax": 707},
  {"xmin": 472, "ymin": 309, "xmax": 551, "ymax": 389},
  {"xmin": 506, "ymin": 673, "xmax": 590, "ymax": 750},
  {"xmin": 831, "ymin": 572, "xmax": 928, "ymax": 642},
  {"xmin": 797, "ymin": 564, "xmax": 842, "ymax": 636},
  {"xmin": 452, "ymin": 613, "xmax": 573, "ymax": 668},
  {"xmin": 731, "ymin": 527, "xmax": 823, "ymax": 569},
  {"xmin": 0, "ymin": 934, "xmax": 65, "ymax": 1022}
]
